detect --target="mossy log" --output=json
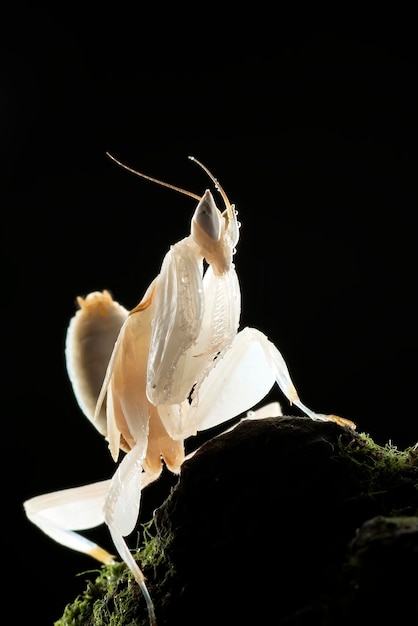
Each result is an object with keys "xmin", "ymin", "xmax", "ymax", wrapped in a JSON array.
[{"xmin": 56, "ymin": 416, "xmax": 418, "ymax": 626}]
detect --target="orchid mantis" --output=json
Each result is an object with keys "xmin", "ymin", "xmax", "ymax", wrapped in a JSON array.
[{"xmin": 24, "ymin": 155, "xmax": 352, "ymax": 626}]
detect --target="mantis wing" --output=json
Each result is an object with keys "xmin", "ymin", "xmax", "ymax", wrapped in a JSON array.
[
  {"xmin": 95, "ymin": 280, "xmax": 157, "ymax": 462},
  {"xmin": 65, "ymin": 291, "xmax": 129, "ymax": 435}
]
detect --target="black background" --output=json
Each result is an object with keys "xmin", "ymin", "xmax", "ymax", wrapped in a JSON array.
[{"xmin": 3, "ymin": 6, "xmax": 417, "ymax": 623}]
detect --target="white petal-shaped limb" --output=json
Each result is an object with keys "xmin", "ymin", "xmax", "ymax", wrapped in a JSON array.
[
  {"xmin": 146, "ymin": 237, "xmax": 205, "ymax": 406},
  {"xmin": 157, "ymin": 327, "xmax": 325, "ymax": 440},
  {"xmin": 193, "ymin": 262, "xmax": 241, "ymax": 357},
  {"xmin": 244, "ymin": 401, "xmax": 283, "ymax": 420},
  {"xmin": 103, "ymin": 442, "xmax": 159, "ymax": 626},
  {"xmin": 103, "ymin": 442, "xmax": 151, "ymax": 538},
  {"xmin": 146, "ymin": 252, "xmax": 240, "ymax": 417},
  {"xmin": 23, "ymin": 480, "xmax": 114, "ymax": 564}
]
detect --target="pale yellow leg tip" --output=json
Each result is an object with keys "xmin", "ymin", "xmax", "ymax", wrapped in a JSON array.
[{"xmin": 89, "ymin": 546, "xmax": 116, "ymax": 565}]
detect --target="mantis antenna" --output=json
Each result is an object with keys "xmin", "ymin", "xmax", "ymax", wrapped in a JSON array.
[
  {"xmin": 106, "ymin": 151, "xmax": 201, "ymax": 201},
  {"xmin": 105, "ymin": 152, "xmax": 234, "ymax": 222},
  {"xmin": 188, "ymin": 155, "xmax": 235, "ymax": 226}
]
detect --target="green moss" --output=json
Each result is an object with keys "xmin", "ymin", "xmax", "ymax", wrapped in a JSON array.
[
  {"xmin": 55, "ymin": 521, "xmax": 174, "ymax": 626},
  {"xmin": 337, "ymin": 432, "xmax": 418, "ymax": 516},
  {"xmin": 54, "ymin": 561, "xmax": 133, "ymax": 626},
  {"xmin": 54, "ymin": 429, "xmax": 417, "ymax": 625},
  {"xmin": 136, "ymin": 519, "xmax": 175, "ymax": 584}
]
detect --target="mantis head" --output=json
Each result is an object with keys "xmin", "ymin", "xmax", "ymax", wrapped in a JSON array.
[{"xmin": 105, "ymin": 152, "xmax": 240, "ymax": 276}]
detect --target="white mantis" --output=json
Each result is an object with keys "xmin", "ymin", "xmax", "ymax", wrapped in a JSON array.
[{"xmin": 24, "ymin": 155, "xmax": 354, "ymax": 626}]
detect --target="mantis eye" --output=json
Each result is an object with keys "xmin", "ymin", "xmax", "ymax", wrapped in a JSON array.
[{"xmin": 191, "ymin": 189, "xmax": 222, "ymax": 243}]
